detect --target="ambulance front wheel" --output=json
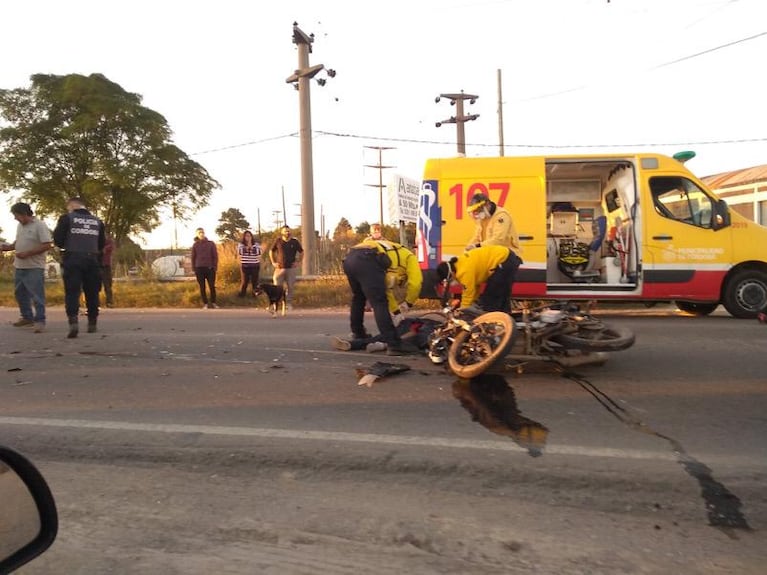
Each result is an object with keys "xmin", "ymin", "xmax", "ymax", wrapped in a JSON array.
[{"xmin": 722, "ymin": 269, "xmax": 767, "ymax": 319}]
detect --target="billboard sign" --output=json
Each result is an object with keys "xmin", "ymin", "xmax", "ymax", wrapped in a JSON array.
[{"xmin": 387, "ymin": 174, "xmax": 421, "ymax": 224}]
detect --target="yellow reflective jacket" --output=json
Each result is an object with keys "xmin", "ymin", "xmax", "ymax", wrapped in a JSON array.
[
  {"xmin": 453, "ymin": 245, "xmax": 512, "ymax": 306},
  {"xmin": 467, "ymin": 205, "xmax": 522, "ymax": 257},
  {"xmin": 353, "ymin": 239, "xmax": 423, "ymax": 312}
]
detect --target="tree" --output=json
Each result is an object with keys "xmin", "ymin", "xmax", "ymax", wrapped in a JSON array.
[
  {"xmin": 332, "ymin": 217, "xmax": 354, "ymax": 242},
  {"xmin": 355, "ymin": 221, "xmax": 371, "ymax": 236},
  {"xmin": 215, "ymin": 208, "xmax": 250, "ymax": 241},
  {"xmin": 0, "ymin": 73, "xmax": 219, "ymax": 244}
]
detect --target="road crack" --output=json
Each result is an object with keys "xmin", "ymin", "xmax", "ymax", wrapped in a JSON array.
[{"xmin": 562, "ymin": 369, "xmax": 752, "ymax": 537}]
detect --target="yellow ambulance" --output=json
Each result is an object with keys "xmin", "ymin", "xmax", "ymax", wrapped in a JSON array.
[{"xmin": 415, "ymin": 152, "xmax": 767, "ymax": 318}]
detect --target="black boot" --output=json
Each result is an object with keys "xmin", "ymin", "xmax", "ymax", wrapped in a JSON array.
[
  {"xmin": 87, "ymin": 319, "xmax": 97, "ymax": 333},
  {"xmin": 67, "ymin": 317, "xmax": 79, "ymax": 339}
]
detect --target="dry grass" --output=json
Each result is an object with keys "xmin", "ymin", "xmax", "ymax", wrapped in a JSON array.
[
  {"xmin": 0, "ymin": 243, "xmax": 428, "ymax": 309},
  {"xmin": 0, "ymin": 275, "xmax": 357, "ymax": 309}
]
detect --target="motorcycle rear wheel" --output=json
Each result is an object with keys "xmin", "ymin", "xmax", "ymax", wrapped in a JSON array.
[
  {"xmin": 552, "ymin": 322, "xmax": 635, "ymax": 352},
  {"xmin": 447, "ymin": 312, "xmax": 515, "ymax": 378}
]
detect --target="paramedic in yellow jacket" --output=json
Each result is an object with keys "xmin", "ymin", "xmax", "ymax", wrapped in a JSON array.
[
  {"xmin": 342, "ymin": 238, "xmax": 423, "ymax": 356},
  {"xmin": 465, "ymin": 193, "xmax": 522, "ymax": 258},
  {"xmin": 436, "ymin": 245, "xmax": 522, "ymax": 315}
]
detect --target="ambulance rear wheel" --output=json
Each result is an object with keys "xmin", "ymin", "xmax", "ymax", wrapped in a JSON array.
[
  {"xmin": 675, "ymin": 301, "xmax": 719, "ymax": 316},
  {"xmin": 722, "ymin": 269, "xmax": 767, "ymax": 319}
]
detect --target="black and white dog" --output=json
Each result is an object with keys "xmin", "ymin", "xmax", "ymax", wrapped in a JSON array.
[{"xmin": 254, "ymin": 283, "xmax": 286, "ymax": 317}]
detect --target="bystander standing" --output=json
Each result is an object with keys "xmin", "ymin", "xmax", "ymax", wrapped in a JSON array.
[
  {"xmin": 0, "ymin": 202, "xmax": 53, "ymax": 333},
  {"xmin": 269, "ymin": 225, "xmax": 303, "ymax": 310},
  {"xmin": 237, "ymin": 230, "xmax": 261, "ymax": 298},
  {"xmin": 101, "ymin": 234, "xmax": 115, "ymax": 308},
  {"xmin": 191, "ymin": 227, "xmax": 219, "ymax": 309}
]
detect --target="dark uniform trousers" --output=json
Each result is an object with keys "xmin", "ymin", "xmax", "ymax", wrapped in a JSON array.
[
  {"xmin": 342, "ymin": 247, "xmax": 401, "ymax": 345},
  {"xmin": 63, "ymin": 252, "xmax": 102, "ymax": 320},
  {"xmin": 477, "ymin": 250, "xmax": 523, "ymax": 314}
]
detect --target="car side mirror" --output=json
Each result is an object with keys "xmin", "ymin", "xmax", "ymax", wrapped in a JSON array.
[
  {"xmin": 712, "ymin": 199, "xmax": 730, "ymax": 230},
  {"xmin": 0, "ymin": 447, "xmax": 58, "ymax": 573}
]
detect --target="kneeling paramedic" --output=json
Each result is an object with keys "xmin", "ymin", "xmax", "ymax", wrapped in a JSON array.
[
  {"xmin": 437, "ymin": 245, "xmax": 522, "ymax": 315},
  {"xmin": 342, "ymin": 238, "xmax": 423, "ymax": 356}
]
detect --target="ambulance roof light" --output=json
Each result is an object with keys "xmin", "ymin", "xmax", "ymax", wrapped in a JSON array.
[{"xmin": 673, "ymin": 150, "xmax": 696, "ymax": 164}]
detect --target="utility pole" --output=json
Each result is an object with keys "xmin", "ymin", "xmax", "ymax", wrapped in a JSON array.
[
  {"xmin": 320, "ymin": 205, "xmax": 326, "ymax": 242},
  {"xmin": 497, "ymin": 69, "xmax": 505, "ymax": 157},
  {"xmin": 364, "ymin": 146, "xmax": 395, "ymax": 226},
  {"xmin": 271, "ymin": 210, "xmax": 283, "ymax": 230},
  {"xmin": 171, "ymin": 204, "xmax": 178, "ymax": 254},
  {"xmin": 285, "ymin": 22, "xmax": 335, "ymax": 276},
  {"xmin": 319, "ymin": 204, "xmax": 327, "ymax": 272},
  {"xmin": 435, "ymin": 90, "xmax": 479, "ymax": 156}
]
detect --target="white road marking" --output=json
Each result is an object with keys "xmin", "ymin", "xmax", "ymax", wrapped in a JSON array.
[{"xmin": 0, "ymin": 415, "xmax": 681, "ymax": 461}]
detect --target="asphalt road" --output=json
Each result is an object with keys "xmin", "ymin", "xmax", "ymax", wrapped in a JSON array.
[{"xmin": 1, "ymin": 305, "xmax": 766, "ymax": 574}]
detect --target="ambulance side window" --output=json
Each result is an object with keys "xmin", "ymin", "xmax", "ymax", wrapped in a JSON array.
[{"xmin": 650, "ymin": 177, "xmax": 714, "ymax": 229}]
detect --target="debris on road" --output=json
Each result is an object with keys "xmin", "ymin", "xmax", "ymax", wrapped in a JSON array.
[{"xmin": 355, "ymin": 362, "xmax": 411, "ymax": 387}]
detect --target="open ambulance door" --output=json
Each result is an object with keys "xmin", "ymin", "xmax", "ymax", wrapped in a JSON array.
[{"xmin": 544, "ymin": 159, "xmax": 640, "ymax": 294}]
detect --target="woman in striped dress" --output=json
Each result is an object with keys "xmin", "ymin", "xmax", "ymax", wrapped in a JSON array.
[{"xmin": 237, "ymin": 230, "xmax": 262, "ymax": 297}]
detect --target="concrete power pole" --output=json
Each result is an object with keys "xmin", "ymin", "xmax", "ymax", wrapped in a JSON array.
[
  {"xmin": 435, "ymin": 91, "xmax": 479, "ymax": 156},
  {"xmin": 364, "ymin": 146, "xmax": 395, "ymax": 226},
  {"xmin": 285, "ymin": 23, "xmax": 335, "ymax": 276},
  {"xmin": 497, "ymin": 69, "xmax": 505, "ymax": 157}
]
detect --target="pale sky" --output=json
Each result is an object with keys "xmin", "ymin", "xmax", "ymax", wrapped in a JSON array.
[{"xmin": 1, "ymin": 0, "xmax": 765, "ymax": 247}]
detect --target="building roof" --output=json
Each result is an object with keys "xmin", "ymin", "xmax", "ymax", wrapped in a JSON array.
[{"xmin": 702, "ymin": 164, "xmax": 767, "ymax": 189}]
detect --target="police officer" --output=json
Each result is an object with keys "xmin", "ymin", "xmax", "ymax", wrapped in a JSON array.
[
  {"xmin": 342, "ymin": 237, "xmax": 423, "ymax": 356},
  {"xmin": 53, "ymin": 197, "xmax": 106, "ymax": 338}
]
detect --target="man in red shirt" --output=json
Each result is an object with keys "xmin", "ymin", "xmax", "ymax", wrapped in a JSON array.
[
  {"xmin": 191, "ymin": 228, "xmax": 219, "ymax": 309},
  {"xmin": 101, "ymin": 234, "xmax": 115, "ymax": 308}
]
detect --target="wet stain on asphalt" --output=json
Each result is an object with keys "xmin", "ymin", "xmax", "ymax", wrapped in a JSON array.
[
  {"xmin": 562, "ymin": 369, "xmax": 752, "ymax": 537},
  {"xmin": 452, "ymin": 374, "xmax": 549, "ymax": 457}
]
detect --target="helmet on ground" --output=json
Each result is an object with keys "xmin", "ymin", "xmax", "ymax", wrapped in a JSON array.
[{"xmin": 467, "ymin": 193, "xmax": 490, "ymax": 213}]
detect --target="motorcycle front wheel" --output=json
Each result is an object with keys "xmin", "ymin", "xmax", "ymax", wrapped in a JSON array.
[
  {"xmin": 447, "ymin": 312, "xmax": 515, "ymax": 379},
  {"xmin": 552, "ymin": 321, "xmax": 635, "ymax": 352}
]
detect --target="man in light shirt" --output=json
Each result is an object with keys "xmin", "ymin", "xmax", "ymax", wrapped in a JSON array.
[{"xmin": 1, "ymin": 202, "xmax": 53, "ymax": 333}]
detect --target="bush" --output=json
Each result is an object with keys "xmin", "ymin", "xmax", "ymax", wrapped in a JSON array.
[{"xmin": 216, "ymin": 241, "xmax": 242, "ymax": 284}]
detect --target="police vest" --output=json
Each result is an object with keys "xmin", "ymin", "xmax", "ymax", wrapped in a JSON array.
[{"xmin": 66, "ymin": 211, "xmax": 100, "ymax": 253}]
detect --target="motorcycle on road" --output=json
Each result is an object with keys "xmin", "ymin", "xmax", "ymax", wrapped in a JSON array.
[{"xmin": 425, "ymin": 282, "xmax": 636, "ymax": 378}]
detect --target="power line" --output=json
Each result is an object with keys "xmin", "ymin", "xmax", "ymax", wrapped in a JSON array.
[
  {"xmin": 316, "ymin": 129, "xmax": 767, "ymax": 149},
  {"xmin": 653, "ymin": 30, "xmax": 767, "ymax": 69},
  {"xmin": 190, "ymin": 132, "xmax": 297, "ymax": 156},
  {"xmin": 318, "ymin": 130, "xmax": 452, "ymax": 146},
  {"xmin": 520, "ymin": 29, "xmax": 767, "ymax": 102},
  {"xmin": 683, "ymin": 0, "xmax": 742, "ymax": 32},
  {"xmin": 183, "ymin": 129, "xmax": 766, "ymax": 160}
]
